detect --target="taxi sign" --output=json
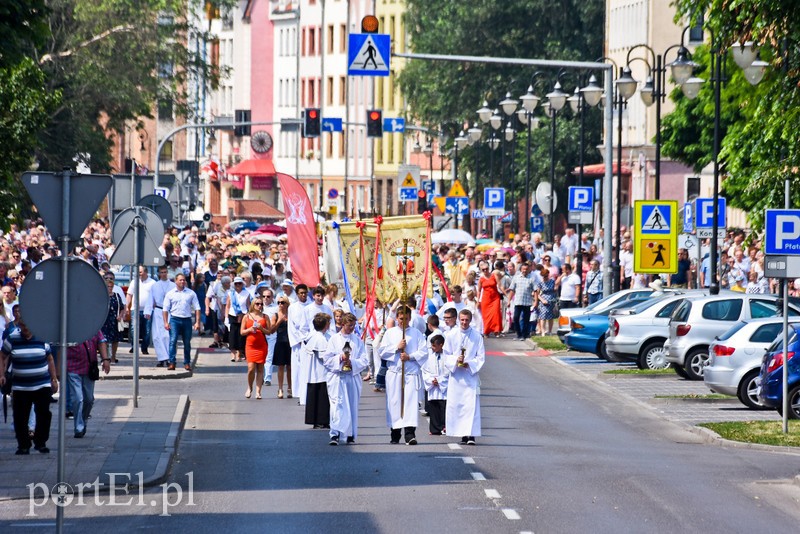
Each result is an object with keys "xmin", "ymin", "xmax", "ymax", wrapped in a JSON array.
[{"xmin": 634, "ymin": 200, "xmax": 678, "ymax": 274}]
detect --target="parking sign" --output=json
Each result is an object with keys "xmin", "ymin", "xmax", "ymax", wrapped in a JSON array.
[
  {"xmin": 568, "ymin": 186, "xmax": 593, "ymax": 212},
  {"xmin": 484, "ymin": 188, "xmax": 505, "ymax": 216},
  {"xmin": 695, "ymin": 197, "xmax": 726, "ymax": 229}
]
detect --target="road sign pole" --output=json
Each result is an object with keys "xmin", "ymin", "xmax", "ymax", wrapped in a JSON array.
[
  {"xmin": 133, "ymin": 212, "xmax": 141, "ymax": 408},
  {"xmin": 56, "ymin": 171, "xmax": 70, "ymax": 534},
  {"xmin": 783, "ymin": 178, "xmax": 790, "ymax": 434}
]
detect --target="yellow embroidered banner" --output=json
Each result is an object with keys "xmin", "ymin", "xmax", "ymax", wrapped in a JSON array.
[
  {"xmin": 336, "ymin": 222, "xmax": 378, "ymax": 303},
  {"xmin": 377, "ymin": 215, "xmax": 431, "ymax": 303}
]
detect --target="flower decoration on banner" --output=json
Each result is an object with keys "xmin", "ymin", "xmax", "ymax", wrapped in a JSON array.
[
  {"xmin": 422, "ymin": 210, "xmax": 432, "ymax": 221},
  {"xmin": 332, "ymin": 222, "xmax": 340, "ymax": 229},
  {"xmin": 355, "ymin": 221, "xmax": 366, "ymax": 229},
  {"xmin": 373, "ymin": 215, "xmax": 383, "ymax": 226},
  {"xmin": 341, "ymin": 217, "xmax": 351, "ymax": 222}
]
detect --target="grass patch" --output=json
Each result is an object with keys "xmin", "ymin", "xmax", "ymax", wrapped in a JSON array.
[
  {"xmin": 534, "ymin": 336, "xmax": 566, "ymax": 351},
  {"xmin": 699, "ymin": 421, "xmax": 800, "ymax": 447},
  {"xmin": 603, "ymin": 368, "xmax": 674, "ymax": 375},
  {"xmin": 654, "ymin": 393, "xmax": 735, "ymax": 400}
]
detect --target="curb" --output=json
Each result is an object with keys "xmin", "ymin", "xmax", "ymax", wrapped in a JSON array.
[{"xmin": 140, "ymin": 394, "xmax": 191, "ymax": 488}]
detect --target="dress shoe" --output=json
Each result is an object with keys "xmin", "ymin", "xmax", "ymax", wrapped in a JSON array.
[
  {"xmin": 141, "ymin": 349, "xmax": 149, "ymax": 355},
  {"xmin": 155, "ymin": 361, "xmax": 165, "ymax": 368},
  {"xmin": 346, "ymin": 436, "xmax": 355, "ymax": 444},
  {"xmin": 406, "ymin": 437, "xmax": 418, "ymax": 446},
  {"xmin": 74, "ymin": 430, "xmax": 86, "ymax": 438},
  {"xmin": 34, "ymin": 446, "xmax": 50, "ymax": 453},
  {"xmin": 167, "ymin": 363, "xmax": 176, "ymax": 371},
  {"xmin": 66, "ymin": 411, "xmax": 74, "ymax": 419},
  {"xmin": 184, "ymin": 364, "xmax": 192, "ymax": 371},
  {"xmin": 15, "ymin": 448, "xmax": 30, "ymax": 455}
]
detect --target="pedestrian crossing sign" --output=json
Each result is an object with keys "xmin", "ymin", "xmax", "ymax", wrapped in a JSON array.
[
  {"xmin": 634, "ymin": 200, "xmax": 678, "ymax": 274},
  {"xmin": 347, "ymin": 34, "xmax": 390, "ymax": 76}
]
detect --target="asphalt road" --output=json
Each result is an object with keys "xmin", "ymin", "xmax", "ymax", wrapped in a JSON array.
[{"xmin": 4, "ymin": 337, "xmax": 800, "ymax": 532}]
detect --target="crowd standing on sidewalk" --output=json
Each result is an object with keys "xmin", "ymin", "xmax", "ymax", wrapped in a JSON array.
[{"xmin": 0, "ymin": 215, "xmax": 773, "ymax": 453}]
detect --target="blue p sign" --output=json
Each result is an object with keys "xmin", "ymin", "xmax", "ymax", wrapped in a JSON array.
[
  {"xmin": 484, "ymin": 188, "xmax": 505, "ymax": 209},
  {"xmin": 766, "ymin": 209, "xmax": 800, "ymax": 254},
  {"xmin": 568, "ymin": 186, "xmax": 593, "ymax": 212}
]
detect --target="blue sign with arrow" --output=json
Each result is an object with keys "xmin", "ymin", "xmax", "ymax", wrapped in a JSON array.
[
  {"xmin": 383, "ymin": 117, "xmax": 405, "ymax": 133},
  {"xmin": 322, "ymin": 118, "xmax": 343, "ymax": 132},
  {"xmin": 445, "ymin": 197, "xmax": 469, "ymax": 215}
]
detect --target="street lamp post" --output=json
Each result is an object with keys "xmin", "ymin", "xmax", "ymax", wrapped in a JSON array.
[
  {"xmin": 545, "ymin": 80, "xmax": 568, "ymax": 242},
  {"xmin": 453, "ymin": 131, "xmax": 468, "ymax": 229}
]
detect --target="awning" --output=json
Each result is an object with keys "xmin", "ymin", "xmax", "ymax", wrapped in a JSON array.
[
  {"xmin": 227, "ymin": 158, "xmax": 276, "ymax": 176},
  {"xmin": 573, "ymin": 162, "xmax": 631, "ymax": 177}
]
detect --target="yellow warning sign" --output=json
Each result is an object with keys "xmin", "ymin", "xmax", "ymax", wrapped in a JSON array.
[
  {"xmin": 448, "ymin": 180, "xmax": 466, "ymax": 198},
  {"xmin": 402, "ymin": 173, "xmax": 417, "ymax": 187},
  {"xmin": 636, "ymin": 238, "xmax": 672, "ymax": 272},
  {"xmin": 434, "ymin": 197, "xmax": 446, "ymax": 213}
]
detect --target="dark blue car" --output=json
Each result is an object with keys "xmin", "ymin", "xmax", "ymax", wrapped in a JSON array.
[
  {"xmin": 757, "ymin": 323, "xmax": 800, "ymax": 418},
  {"xmin": 564, "ymin": 297, "xmax": 651, "ymax": 360}
]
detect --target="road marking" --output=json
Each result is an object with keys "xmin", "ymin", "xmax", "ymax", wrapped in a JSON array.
[
  {"xmin": 485, "ymin": 488, "xmax": 501, "ymax": 499},
  {"xmin": 502, "ymin": 508, "xmax": 521, "ymax": 520},
  {"xmin": 486, "ymin": 350, "xmax": 552, "ymax": 357},
  {"xmin": 462, "ymin": 456, "xmax": 475, "ymax": 464},
  {"xmin": 471, "ymin": 472, "xmax": 486, "ymax": 481},
  {"xmin": 448, "ymin": 443, "xmax": 462, "ymax": 450}
]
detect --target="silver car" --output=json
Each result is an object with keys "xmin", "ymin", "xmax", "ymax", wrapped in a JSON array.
[
  {"xmin": 664, "ymin": 293, "xmax": 795, "ymax": 380},
  {"xmin": 556, "ymin": 289, "xmax": 656, "ymax": 341},
  {"xmin": 705, "ymin": 317, "xmax": 800, "ymax": 409},
  {"xmin": 606, "ymin": 291, "xmax": 708, "ymax": 370}
]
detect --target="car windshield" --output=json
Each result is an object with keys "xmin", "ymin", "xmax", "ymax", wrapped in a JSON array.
[{"xmin": 628, "ymin": 298, "xmax": 668, "ymax": 314}]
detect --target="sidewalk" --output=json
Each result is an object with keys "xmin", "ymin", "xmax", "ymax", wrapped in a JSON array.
[{"xmin": 0, "ymin": 343, "xmax": 200, "ymax": 501}]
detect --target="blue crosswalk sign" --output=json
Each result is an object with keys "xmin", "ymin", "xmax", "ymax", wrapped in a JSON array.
[
  {"xmin": 446, "ymin": 197, "xmax": 469, "ymax": 215},
  {"xmin": 399, "ymin": 188, "xmax": 417, "ymax": 202},
  {"xmin": 640, "ymin": 204, "xmax": 672, "ymax": 235},
  {"xmin": 322, "ymin": 118, "xmax": 343, "ymax": 132},
  {"xmin": 347, "ymin": 34, "xmax": 390, "ymax": 76},
  {"xmin": 383, "ymin": 118, "xmax": 405, "ymax": 133}
]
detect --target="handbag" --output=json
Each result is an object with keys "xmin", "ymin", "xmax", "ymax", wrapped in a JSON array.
[{"xmin": 85, "ymin": 342, "xmax": 100, "ymax": 381}]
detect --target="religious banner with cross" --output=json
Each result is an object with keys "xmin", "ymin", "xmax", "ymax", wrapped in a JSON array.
[
  {"xmin": 378, "ymin": 215, "xmax": 431, "ymax": 303},
  {"xmin": 334, "ymin": 221, "xmax": 380, "ymax": 303}
]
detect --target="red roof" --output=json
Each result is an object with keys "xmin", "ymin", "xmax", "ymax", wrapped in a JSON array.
[
  {"xmin": 227, "ymin": 158, "xmax": 276, "ymax": 176},
  {"xmin": 573, "ymin": 162, "xmax": 631, "ymax": 176}
]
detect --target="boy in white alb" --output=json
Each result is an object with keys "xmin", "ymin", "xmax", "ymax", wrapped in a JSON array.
[{"xmin": 443, "ymin": 309, "xmax": 485, "ymax": 445}]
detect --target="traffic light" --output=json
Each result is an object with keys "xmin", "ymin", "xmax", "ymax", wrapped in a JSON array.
[
  {"xmin": 417, "ymin": 189, "xmax": 427, "ymax": 213},
  {"xmin": 303, "ymin": 108, "xmax": 321, "ymax": 138},
  {"xmin": 367, "ymin": 109, "xmax": 383, "ymax": 138},
  {"xmin": 234, "ymin": 109, "xmax": 251, "ymax": 137}
]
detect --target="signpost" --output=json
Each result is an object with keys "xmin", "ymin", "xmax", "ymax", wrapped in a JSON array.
[
  {"xmin": 567, "ymin": 186, "xmax": 593, "ymax": 224},
  {"xmin": 347, "ymin": 33, "xmax": 391, "ymax": 76},
  {"xmin": 633, "ymin": 200, "xmax": 678, "ymax": 274},
  {"xmin": 398, "ymin": 164, "xmax": 420, "ymax": 203},
  {"xmin": 695, "ymin": 197, "xmax": 726, "ymax": 238}
]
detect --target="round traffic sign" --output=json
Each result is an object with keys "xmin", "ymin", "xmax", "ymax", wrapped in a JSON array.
[
  {"xmin": 138, "ymin": 194, "xmax": 173, "ymax": 227},
  {"xmin": 328, "ymin": 188, "xmax": 339, "ymax": 199},
  {"xmin": 19, "ymin": 259, "xmax": 109, "ymax": 345}
]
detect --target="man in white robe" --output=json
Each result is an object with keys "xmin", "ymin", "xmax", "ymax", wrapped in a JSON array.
[
  {"xmin": 298, "ymin": 286, "xmax": 333, "ymax": 405},
  {"xmin": 144, "ymin": 265, "xmax": 176, "ymax": 367},
  {"xmin": 305, "ymin": 313, "xmax": 332, "ymax": 429},
  {"xmin": 323, "ymin": 313, "xmax": 369, "ymax": 445},
  {"xmin": 378, "ymin": 305, "xmax": 426, "ymax": 445},
  {"xmin": 287, "ymin": 284, "xmax": 311, "ymax": 401},
  {"xmin": 443, "ymin": 308, "xmax": 485, "ymax": 445}
]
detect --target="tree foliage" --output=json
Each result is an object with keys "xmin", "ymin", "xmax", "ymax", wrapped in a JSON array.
[
  {"xmin": 670, "ymin": 0, "xmax": 800, "ymax": 230},
  {"xmin": 397, "ymin": 0, "xmax": 605, "ymax": 230}
]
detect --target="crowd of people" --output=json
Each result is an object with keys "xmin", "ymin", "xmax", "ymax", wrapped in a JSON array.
[{"xmin": 0, "ymin": 214, "xmax": 780, "ymax": 454}]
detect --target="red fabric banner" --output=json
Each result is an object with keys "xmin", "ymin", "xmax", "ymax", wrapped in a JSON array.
[{"xmin": 276, "ymin": 173, "xmax": 320, "ymax": 287}]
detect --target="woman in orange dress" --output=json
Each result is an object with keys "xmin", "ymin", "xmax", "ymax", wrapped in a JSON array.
[
  {"xmin": 240, "ymin": 298, "xmax": 271, "ymax": 399},
  {"xmin": 479, "ymin": 260, "xmax": 505, "ymax": 337}
]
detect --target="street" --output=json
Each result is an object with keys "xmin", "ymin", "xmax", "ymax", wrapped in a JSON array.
[{"xmin": 2, "ymin": 337, "xmax": 800, "ymax": 533}]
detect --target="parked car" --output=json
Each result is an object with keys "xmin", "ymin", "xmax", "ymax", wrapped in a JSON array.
[
  {"xmin": 664, "ymin": 293, "xmax": 799, "ymax": 380},
  {"xmin": 564, "ymin": 296, "xmax": 653, "ymax": 360},
  {"xmin": 606, "ymin": 291, "xmax": 708, "ymax": 370},
  {"xmin": 757, "ymin": 324, "xmax": 800, "ymax": 418},
  {"xmin": 556, "ymin": 289, "xmax": 658, "ymax": 341},
  {"xmin": 705, "ymin": 317, "xmax": 800, "ymax": 409}
]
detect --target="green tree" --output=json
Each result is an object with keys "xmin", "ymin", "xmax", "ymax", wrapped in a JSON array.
[
  {"xmin": 670, "ymin": 0, "xmax": 800, "ymax": 230},
  {"xmin": 0, "ymin": 0, "xmax": 49, "ymax": 69},
  {"xmin": 398, "ymin": 0, "xmax": 605, "ymax": 231}
]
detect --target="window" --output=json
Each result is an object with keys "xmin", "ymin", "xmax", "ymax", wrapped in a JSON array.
[
  {"xmin": 750, "ymin": 300, "xmax": 779, "ymax": 319},
  {"xmin": 376, "ymin": 139, "xmax": 383, "ymax": 163},
  {"xmin": 750, "ymin": 323, "xmax": 782, "ymax": 344},
  {"xmin": 309, "ymin": 27, "xmax": 316, "ymax": 55},
  {"xmin": 655, "ymin": 300, "xmax": 681, "ymax": 319},
  {"xmin": 688, "ymin": 14, "xmax": 704, "ymax": 44},
  {"xmin": 672, "ymin": 301, "xmax": 692, "ymax": 322},
  {"xmin": 326, "ymin": 134, "xmax": 333, "ymax": 158},
  {"xmin": 702, "ymin": 299, "xmax": 743, "ymax": 321},
  {"xmin": 327, "ymin": 76, "xmax": 333, "ymax": 106},
  {"xmin": 158, "ymin": 99, "xmax": 173, "ymax": 120},
  {"xmin": 339, "ymin": 76, "xmax": 346, "ymax": 105},
  {"xmin": 308, "ymin": 78, "xmax": 315, "ymax": 106},
  {"xmin": 686, "ymin": 176, "xmax": 700, "ymax": 202},
  {"xmin": 301, "ymin": 27, "xmax": 307, "ymax": 56},
  {"xmin": 222, "ymin": 6, "xmax": 233, "ymax": 30},
  {"xmin": 327, "ymin": 25, "xmax": 334, "ymax": 54},
  {"xmin": 338, "ymin": 133, "xmax": 345, "ymax": 158},
  {"xmin": 340, "ymin": 24, "xmax": 347, "ymax": 53},
  {"xmin": 387, "ymin": 133, "xmax": 394, "ymax": 164},
  {"xmin": 159, "ymin": 140, "xmax": 173, "ymax": 161}
]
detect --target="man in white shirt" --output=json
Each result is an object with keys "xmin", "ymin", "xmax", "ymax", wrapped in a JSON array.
[
  {"xmin": 561, "ymin": 227, "xmax": 580, "ymax": 264},
  {"xmin": 127, "ymin": 266, "xmax": 156, "ymax": 355},
  {"xmin": 162, "ymin": 273, "xmax": 201, "ymax": 371},
  {"xmin": 287, "ymin": 284, "xmax": 311, "ymax": 401},
  {"xmin": 556, "ymin": 263, "xmax": 582, "ymax": 309},
  {"xmin": 378, "ymin": 305, "xmax": 426, "ymax": 445},
  {"xmin": 619, "ymin": 240, "xmax": 634, "ymax": 289},
  {"xmin": 443, "ymin": 309, "xmax": 485, "ymax": 445}
]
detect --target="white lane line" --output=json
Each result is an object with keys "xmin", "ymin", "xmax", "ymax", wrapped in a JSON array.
[
  {"xmin": 462, "ymin": 456, "xmax": 475, "ymax": 464},
  {"xmin": 502, "ymin": 508, "xmax": 521, "ymax": 520},
  {"xmin": 471, "ymin": 472, "xmax": 486, "ymax": 481},
  {"xmin": 448, "ymin": 443, "xmax": 462, "ymax": 450},
  {"xmin": 485, "ymin": 489, "xmax": 501, "ymax": 499}
]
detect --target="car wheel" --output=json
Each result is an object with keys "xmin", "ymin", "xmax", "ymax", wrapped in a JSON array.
[
  {"xmin": 684, "ymin": 348, "xmax": 708, "ymax": 381},
  {"xmin": 737, "ymin": 370, "xmax": 769, "ymax": 410},
  {"xmin": 776, "ymin": 385, "xmax": 800, "ymax": 419},
  {"xmin": 597, "ymin": 336, "xmax": 609, "ymax": 361},
  {"xmin": 671, "ymin": 363, "xmax": 689, "ymax": 379},
  {"xmin": 638, "ymin": 341, "xmax": 669, "ymax": 370}
]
